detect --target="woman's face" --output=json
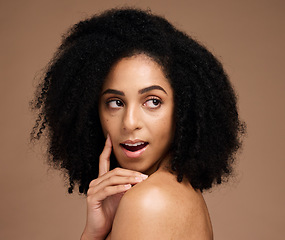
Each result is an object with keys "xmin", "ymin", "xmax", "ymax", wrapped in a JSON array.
[{"xmin": 99, "ymin": 54, "xmax": 175, "ymax": 175}]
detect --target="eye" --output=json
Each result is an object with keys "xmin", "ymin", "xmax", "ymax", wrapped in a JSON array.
[
  {"xmin": 107, "ymin": 99, "xmax": 124, "ymax": 109},
  {"xmin": 144, "ymin": 98, "xmax": 162, "ymax": 109}
]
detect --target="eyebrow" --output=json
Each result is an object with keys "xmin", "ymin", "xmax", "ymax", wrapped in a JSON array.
[
  {"xmin": 102, "ymin": 85, "xmax": 167, "ymax": 96},
  {"xmin": 102, "ymin": 89, "xmax": 125, "ymax": 96},
  {"xmin": 138, "ymin": 85, "xmax": 167, "ymax": 95}
]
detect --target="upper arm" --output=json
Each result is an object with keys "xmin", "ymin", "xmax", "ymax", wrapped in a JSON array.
[{"xmin": 110, "ymin": 185, "xmax": 176, "ymax": 240}]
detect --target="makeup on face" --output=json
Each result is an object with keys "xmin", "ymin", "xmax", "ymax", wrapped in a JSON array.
[{"xmin": 99, "ymin": 54, "xmax": 175, "ymax": 175}]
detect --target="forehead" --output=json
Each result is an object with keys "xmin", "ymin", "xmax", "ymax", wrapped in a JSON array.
[{"xmin": 102, "ymin": 54, "xmax": 171, "ymax": 91}]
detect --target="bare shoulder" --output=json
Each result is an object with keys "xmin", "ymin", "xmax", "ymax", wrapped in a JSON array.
[{"xmin": 110, "ymin": 170, "xmax": 213, "ymax": 240}]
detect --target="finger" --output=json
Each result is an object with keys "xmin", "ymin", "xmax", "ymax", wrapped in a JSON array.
[
  {"xmin": 90, "ymin": 167, "xmax": 148, "ymax": 187},
  {"xmin": 98, "ymin": 134, "xmax": 112, "ymax": 177},
  {"xmin": 87, "ymin": 184, "xmax": 132, "ymax": 202},
  {"xmin": 88, "ymin": 175, "xmax": 147, "ymax": 195}
]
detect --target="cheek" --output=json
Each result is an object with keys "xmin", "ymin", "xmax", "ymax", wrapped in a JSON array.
[
  {"xmin": 151, "ymin": 113, "xmax": 174, "ymax": 139},
  {"xmin": 99, "ymin": 115, "xmax": 109, "ymax": 136},
  {"xmin": 100, "ymin": 116, "xmax": 120, "ymax": 139}
]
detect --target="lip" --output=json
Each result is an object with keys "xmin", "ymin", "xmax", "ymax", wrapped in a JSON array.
[
  {"xmin": 120, "ymin": 139, "xmax": 149, "ymax": 158},
  {"xmin": 121, "ymin": 139, "xmax": 146, "ymax": 144}
]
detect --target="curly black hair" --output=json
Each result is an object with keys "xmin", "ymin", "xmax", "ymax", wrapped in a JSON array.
[{"xmin": 31, "ymin": 8, "xmax": 245, "ymax": 194}]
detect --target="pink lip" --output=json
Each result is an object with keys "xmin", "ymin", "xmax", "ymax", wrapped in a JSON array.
[
  {"xmin": 121, "ymin": 139, "xmax": 145, "ymax": 144},
  {"xmin": 120, "ymin": 139, "xmax": 148, "ymax": 158}
]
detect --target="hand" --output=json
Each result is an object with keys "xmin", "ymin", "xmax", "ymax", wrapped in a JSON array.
[{"xmin": 81, "ymin": 134, "xmax": 148, "ymax": 240}]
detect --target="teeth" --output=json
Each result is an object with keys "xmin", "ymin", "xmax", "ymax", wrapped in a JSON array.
[{"xmin": 124, "ymin": 142, "xmax": 144, "ymax": 147}]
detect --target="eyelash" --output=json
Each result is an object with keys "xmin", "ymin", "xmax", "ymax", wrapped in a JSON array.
[
  {"xmin": 144, "ymin": 97, "xmax": 162, "ymax": 109},
  {"xmin": 106, "ymin": 99, "xmax": 124, "ymax": 108},
  {"xmin": 106, "ymin": 97, "xmax": 162, "ymax": 109}
]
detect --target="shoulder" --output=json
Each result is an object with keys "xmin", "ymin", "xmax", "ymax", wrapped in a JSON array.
[
  {"xmin": 110, "ymin": 172, "xmax": 178, "ymax": 239},
  {"xmin": 110, "ymin": 170, "xmax": 213, "ymax": 240}
]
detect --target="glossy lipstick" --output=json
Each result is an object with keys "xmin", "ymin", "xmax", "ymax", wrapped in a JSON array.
[{"xmin": 120, "ymin": 140, "xmax": 148, "ymax": 158}]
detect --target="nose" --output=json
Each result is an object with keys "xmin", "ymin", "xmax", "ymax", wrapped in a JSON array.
[{"xmin": 122, "ymin": 104, "xmax": 142, "ymax": 132}]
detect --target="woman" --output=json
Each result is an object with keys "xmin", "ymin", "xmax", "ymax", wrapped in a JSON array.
[{"xmin": 31, "ymin": 8, "xmax": 245, "ymax": 239}]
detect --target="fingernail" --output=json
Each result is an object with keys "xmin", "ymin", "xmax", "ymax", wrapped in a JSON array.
[
  {"xmin": 124, "ymin": 184, "xmax": 131, "ymax": 189},
  {"xmin": 106, "ymin": 134, "xmax": 112, "ymax": 145},
  {"xmin": 141, "ymin": 174, "xmax": 148, "ymax": 180},
  {"xmin": 135, "ymin": 176, "xmax": 143, "ymax": 182}
]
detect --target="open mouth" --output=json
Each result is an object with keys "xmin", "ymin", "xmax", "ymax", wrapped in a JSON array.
[{"xmin": 120, "ymin": 142, "xmax": 149, "ymax": 152}]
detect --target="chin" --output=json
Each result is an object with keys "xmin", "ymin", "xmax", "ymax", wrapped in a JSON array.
[{"xmin": 116, "ymin": 160, "xmax": 150, "ymax": 174}]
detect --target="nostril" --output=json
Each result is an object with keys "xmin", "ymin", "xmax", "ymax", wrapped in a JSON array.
[{"xmin": 122, "ymin": 109, "xmax": 141, "ymax": 131}]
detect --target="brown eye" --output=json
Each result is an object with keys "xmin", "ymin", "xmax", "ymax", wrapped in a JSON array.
[
  {"xmin": 144, "ymin": 98, "xmax": 161, "ymax": 109},
  {"xmin": 107, "ymin": 99, "xmax": 124, "ymax": 108}
]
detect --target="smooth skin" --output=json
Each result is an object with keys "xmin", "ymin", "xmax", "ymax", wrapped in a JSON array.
[
  {"xmin": 110, "ymin": 166, "xmax": 213, "ymax": 239},
  {"xmin": 81, "ymin": 135, "xmax": 148, "ymax": 240},
  {"xmin": 81, "ymin": 54, "xmax": 213, "ymax": 240},
  {"xmin": 98, "ymin": 54, "xmax": 175, "ymax": 175}
]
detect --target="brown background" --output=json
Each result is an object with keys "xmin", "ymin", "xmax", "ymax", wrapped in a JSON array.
[{"xmin": 1, "ymin": 0, "xmax": 284, "ymax": 239}]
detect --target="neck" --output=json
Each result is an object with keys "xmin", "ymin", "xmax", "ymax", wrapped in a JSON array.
[{"xmin": 145, "ymin": 153, "xmax": 172, "ymax": 176}]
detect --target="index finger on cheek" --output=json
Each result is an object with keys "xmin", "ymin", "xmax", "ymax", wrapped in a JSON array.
[{"xmin": 98, "ymin": 134, "xmax": 112, "ymax": 177}]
